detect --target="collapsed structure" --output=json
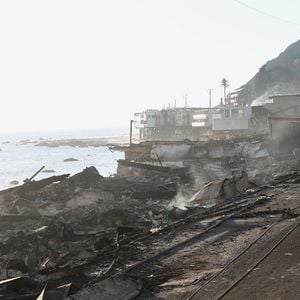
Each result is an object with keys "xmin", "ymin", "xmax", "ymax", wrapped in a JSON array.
[
  {"xmin": 0, "ymin": 162, "xmax": 299, "ymax": 299},
  {"xmin": 0, "ymin": 94, "xmax": 299, "ymax": 298},
  {"xmin": 111, "ymin": 94, "xmax": 300, "ymax": 188},
  {"xmin": 1, "ymin": 36, "xmax": 300, "ymax": 300}
]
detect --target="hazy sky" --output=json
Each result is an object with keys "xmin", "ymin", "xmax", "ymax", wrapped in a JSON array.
[{"xmin": 0, "ymin": 0, "xmax": 299, "ymax": 131}]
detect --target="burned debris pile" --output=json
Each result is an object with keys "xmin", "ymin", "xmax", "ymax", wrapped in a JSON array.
[
  {"xmin": 115, "ymin": 136, "xmax": 300, "ymax": 189},
  {"xmin": 0, "ymin": 166, "xmax": 183, "ymax": 299},
  {"xmin": 0, "ymin": 136, "xmax": 299, "ymax": 299}
]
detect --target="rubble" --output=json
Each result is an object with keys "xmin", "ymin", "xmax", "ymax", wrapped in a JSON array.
[
  {"xmin": 117, "ymin": 159, "xmax": 190, "ymax": 181},
  {"xmin": 64, "ymin": 157, "xmax": 78, "ymax": 162},
  {"xmin": 114, "ymin": 136, "xmax": 300, "ymax": 188},
  {"xmin": 70, "ymin": 275, "xmax": 142, "ymax": 300},
  {"xmin": 0, "ymin": 166, "xmax": 184, "ymax": 298},
  {"xmin": 34, "ymin": 135, "xmax": 135, "ymax": 148},
  {"xmin": 9, "ymin": 180, "xmax": 19, "ymax": 186},
  {"xmin": 150, "ymin": 144, "xmax": 191, "ymax": 160},
  {"xmin": 189, "ymin": 171, "xmax": 248, "ymax": 206},
  {"xmin": 0, "ymin": 138, "xmax": 298, "ymax": 299}
]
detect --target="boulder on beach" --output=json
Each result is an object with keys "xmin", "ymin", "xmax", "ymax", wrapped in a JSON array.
[
  {"xmin": 42, "ymin": 169, "xmax": 55, "ymax": 173},
  {"xmin": 9, "ymin": 180, "xmax": 19, "ymax": 186},
  {"xmin": 64, "ymin": 157, "xmax": 79, "ymax": 162}
]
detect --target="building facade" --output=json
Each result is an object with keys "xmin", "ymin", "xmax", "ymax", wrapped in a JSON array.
[
  {"xmin": 134, "ymin": 105, "xmax": 253, "ymax": 141},
  {"xmin": 265, "ymin": 95, "xmax": 300, "ymax": 149}
]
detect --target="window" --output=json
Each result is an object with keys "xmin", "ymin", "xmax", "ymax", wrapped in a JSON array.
[
  {"xmin": 231, "ymin": 109, "xmax": 238, "ymax": 118},
  {"xmin": 224, "ymin": 109, "xmax": 230, "ymax": 118}
]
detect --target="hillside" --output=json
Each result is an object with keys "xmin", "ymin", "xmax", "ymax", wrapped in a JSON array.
[{"xmin": 237, "ymin": 39, "xmax": 300, "ymax": 105}]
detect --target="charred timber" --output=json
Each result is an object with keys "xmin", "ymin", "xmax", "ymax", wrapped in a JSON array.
[{"xmin": 117, "ymin": 159, "xmax": 190, "ymax": 180}]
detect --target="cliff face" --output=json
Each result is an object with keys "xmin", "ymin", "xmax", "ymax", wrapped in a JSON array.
[{"xmin": 237, "ymin": 40, "xmax": 300, "ymax": 105}]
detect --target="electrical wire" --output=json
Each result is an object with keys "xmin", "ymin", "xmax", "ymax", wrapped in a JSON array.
[{"xmin": 233, "ymin": 0, "xmax": 300, "ymax": 27}]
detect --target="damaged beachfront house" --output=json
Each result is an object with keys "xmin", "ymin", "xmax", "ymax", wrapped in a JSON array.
[
  {"xmin": 134, "ymin": 104, "xmax": 253, "ymax": 141},
  {"xmin": 133, "ymin": 94, "xmax": 300, "ymax": 143},
  {"xmin": 265, "ymin": 94, "xmax": 300, "ymax": 146},
  {"xmin": 114, "ymin": 93, "xmax": 300, "ymax": 181}
]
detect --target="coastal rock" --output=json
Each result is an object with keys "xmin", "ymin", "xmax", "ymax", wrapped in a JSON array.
[
  {"xmin": 42, "ymin": 169, "xmax": 55, "ymax": 173},
  {"xmin": 9, "ymin": 180, "xmax": 19, "ymax": 186},
  {"xmin": 237, "ymin": 39, "xmax": 300, "ymax": 105},
  {"xmin": 64, "ymin": 157, "xmax": 78, "ymax": 162},
  {"xmin": 35, "ymin": 138, "xmax": 110, "ymax": 148}
]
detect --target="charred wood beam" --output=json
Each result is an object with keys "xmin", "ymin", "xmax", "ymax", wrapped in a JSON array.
[
  {"xmin": 17, "ymin": 174, "xmax": 70, "ymax": 194},
  {"xmin": 118, "ymin": 159, "xmax": 190, "ymax": 179},
  {"xmin": 130, "ymin": 190, "xmax": 177, "ymax": 200}
]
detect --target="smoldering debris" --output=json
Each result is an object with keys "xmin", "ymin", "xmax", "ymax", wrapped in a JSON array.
[
  {"xmin": 0, "ymin": 166, "xmax": 183, "ymax": 299},
  {"xmin": 188, "ymin": 171, "xmax": 248, "ymax": 207},
  {"xmin": 0, "ymin": 136, "xmax": 299, "ymax": 299},
  {"xmin": 167, "ymin": 190, "xmax": 190, "ymax": 211},
  {"xmin": 167, "ymin": 171, "xmax": 249, "ymax": 210},
  {"xmin": 70, "ymin": 275, "xmax": 143, "ymax": 300}
]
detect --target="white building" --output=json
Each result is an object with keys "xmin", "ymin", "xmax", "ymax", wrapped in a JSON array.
[
  {"xmin": 134, "ymin": 109, "xmax": 160, "ymax": 128},
  {"xmin": 134, "ymin": 105, "xmax": 253, "ymax": 141},
  {"xmin": 212, "ymin": 107, "xmax": 252, "ymax": 131},
  {"xmin": 191, "ymin": 106, "xmax": 252, "ymax": 131},
  {"xmin": 192, "ymin": 109, "xmax": 211, "ymax": 128}
]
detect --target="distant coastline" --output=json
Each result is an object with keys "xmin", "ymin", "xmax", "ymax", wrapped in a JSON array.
[
  {"xmin": 0, "ymin": 127, "xmax": 129, "ymax": 140},
  {"xmin": 34, "ymin": 135, "xmax": 137, "ymax": 148},
  {"xmin": 0, "ymin": 128, "xmax": 128, "ymax": 189}
]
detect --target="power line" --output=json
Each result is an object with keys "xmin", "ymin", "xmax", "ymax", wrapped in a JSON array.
[{"xmin": 233, "ymin": 0, "xmax": 300, "ymax": 27}]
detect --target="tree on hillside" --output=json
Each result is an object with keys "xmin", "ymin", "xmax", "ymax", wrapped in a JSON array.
[{"xmin": 220, "ymin": 78, "xmax": 229, "ymax": 104}]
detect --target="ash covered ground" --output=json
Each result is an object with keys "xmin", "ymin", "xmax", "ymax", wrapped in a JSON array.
[{"xmin": 0, "ymin": 137, "xmax": 299, "ymax": 299}]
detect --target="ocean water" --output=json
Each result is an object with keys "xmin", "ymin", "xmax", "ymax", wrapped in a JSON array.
[{"xmin": 0, "ymin": 128, "xmax": 126, "ymax": 190}]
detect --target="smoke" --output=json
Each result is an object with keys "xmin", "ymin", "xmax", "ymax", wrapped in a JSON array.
[
  {"xmin": 167, "ymin": 189, "xmax": 191, "ymax": 211},
  {"xmin": 252, "ymin": 83, "xmax": 300, "ymax": 106},
  {"xmin": 166, "ymin": 127, "xmax": 300, "ymax": 211}
]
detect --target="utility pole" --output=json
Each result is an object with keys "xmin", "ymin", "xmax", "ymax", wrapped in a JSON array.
[
  {"xmin": 184, "ymin": 94, "xmax": 188, "ymax": 108},
  {"xmin": 209, "ymin": 89, "xmax": 212, "ymax": 108},
  {"xmin": 174, "ymin": 99, "xmax": 177, "ymax": 108},
  {"xmin": 129, "ymin": 119, "xmax": 134, "ymax": 146}
]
